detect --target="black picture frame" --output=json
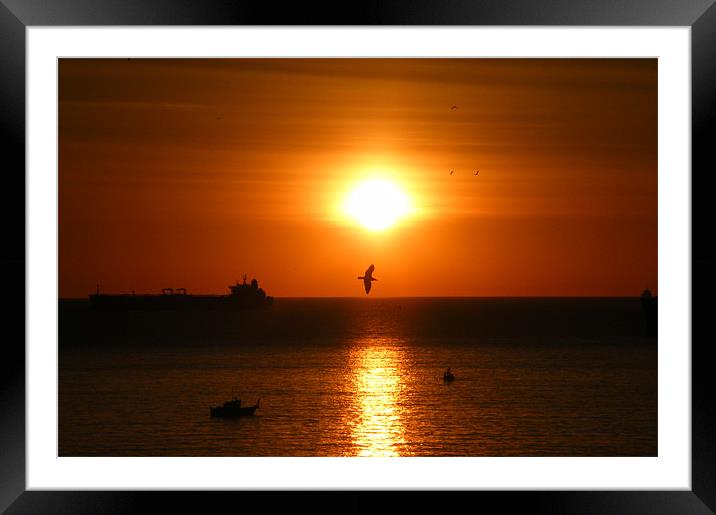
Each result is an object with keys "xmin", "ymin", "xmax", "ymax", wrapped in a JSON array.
[{"xmin": 2, "ymin": 1, "xmax": 714, "ymax": 513}]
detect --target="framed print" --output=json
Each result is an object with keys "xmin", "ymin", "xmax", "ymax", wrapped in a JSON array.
[{"xmin": 2, "ymin": 0, "xmax": 715, "ymax": 513}]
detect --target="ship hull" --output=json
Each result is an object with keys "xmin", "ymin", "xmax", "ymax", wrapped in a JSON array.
[{"xmin": 210, "ymin": 405, "xmax": 258, "ymax": 417}]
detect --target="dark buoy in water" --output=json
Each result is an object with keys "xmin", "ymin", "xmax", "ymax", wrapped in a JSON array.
[{"xmin": 443, "ymin": 367, "xmax": 455, "ymax": 382}]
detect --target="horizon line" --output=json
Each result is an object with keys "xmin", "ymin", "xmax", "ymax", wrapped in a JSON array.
[{"xmin": 58, "ymin": 294, "xmax": 652, "ymax": 300}]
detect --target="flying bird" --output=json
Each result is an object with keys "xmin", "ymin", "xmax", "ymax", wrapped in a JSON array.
[
  {"xmin": 358, "ymin": 264, "xmax": 378, "ymax": 295},
  {"xmin": 474, "ymin": 170, "xmax": 479, "ymax": 175},
  {"xmin": 451, "ymin": 105, "xmax": 458, "ymax": 110},
  {"xmin": 450, "ymin": 170, "xmax": 454, "ymax": 175}
]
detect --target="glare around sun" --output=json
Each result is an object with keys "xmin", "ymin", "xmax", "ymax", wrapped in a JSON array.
[{"xmin": 343, "ymin": 179, "xmax": 412, "ymax": 231}]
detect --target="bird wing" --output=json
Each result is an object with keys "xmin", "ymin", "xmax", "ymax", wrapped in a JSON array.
[
  {"xmin": 365, "ymin": 264, "xmax": 375, "ymax": 277},
  {"xmin": 364, "ymin": 278, "xmax": 372, "ymax": 294}
]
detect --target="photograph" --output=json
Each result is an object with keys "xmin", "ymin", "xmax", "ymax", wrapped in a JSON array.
[{"xmin": 58, "ymin": 57, "xmax": 658, "ymax": 458}]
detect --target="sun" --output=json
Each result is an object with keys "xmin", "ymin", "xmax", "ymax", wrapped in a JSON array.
[{"xmin": 343, "ymin": 179, "xmax": 412, "ymax": 231}]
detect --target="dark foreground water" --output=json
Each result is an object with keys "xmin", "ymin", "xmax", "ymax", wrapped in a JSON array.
[{"xmin": 59, "ymin": 298, "xmax": 657, "ymax": 456}]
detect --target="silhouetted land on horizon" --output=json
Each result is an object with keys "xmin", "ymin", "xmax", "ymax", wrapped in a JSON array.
[{"xmin": 59, "ymin": 297, "xmax": 656, "ymax": 349}]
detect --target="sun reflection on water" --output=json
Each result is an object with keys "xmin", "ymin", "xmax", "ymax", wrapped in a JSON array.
[{"xmin": 348, "ymin": 339, "xmax": 407, "ymax": 457}]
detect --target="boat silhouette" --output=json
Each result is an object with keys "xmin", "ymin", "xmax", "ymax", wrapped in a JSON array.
[
  {"xmin": 443, "ymin": 367, "xmax": 455, "ymax": 382},
  {"xmin": 210, "ymin": 397, "xmax": 260, "ymax": 418},
  {"xmin": 89, "ymin": 275, "xmax": 273, "ymax": 310}
]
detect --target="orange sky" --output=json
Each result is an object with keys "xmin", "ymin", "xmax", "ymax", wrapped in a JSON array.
[{"xmin": 59, "ymin": 58, "xmax": 657, "ymax": 298}]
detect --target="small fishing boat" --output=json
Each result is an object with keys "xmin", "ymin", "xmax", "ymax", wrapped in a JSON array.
[
  {"xmin": 443, "ymin": 368, "xmax": 455, "ymax": 382},
  {"xmin": 210, "ymin": 397, "xmax": 260, "ymax": 418}
]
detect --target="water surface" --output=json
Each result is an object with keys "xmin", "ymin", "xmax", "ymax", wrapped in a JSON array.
[{"xmin": 59, "ymin": 298, "xmax": 657, "ymax": 456}]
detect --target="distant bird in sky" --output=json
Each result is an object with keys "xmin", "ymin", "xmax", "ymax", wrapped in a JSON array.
[
  {"xmin": 475, "ymin": 170, "xmax": 479, "ymax": 175},
  {"xmin": 450, "ymin": 170, "xmax": 454, "ymax": 175},
  {"xmin": 451, "ymin": 105, "xmax": 458, "ymax": 110},
  {"xmin": 358, "ymin": 264, "xmax": 377, "ymax": 295}
]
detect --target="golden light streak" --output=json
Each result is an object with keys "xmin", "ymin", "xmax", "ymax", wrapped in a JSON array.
[{"xmin": 348, "ymin": 340, "xmax": 407, "ymax": 456}]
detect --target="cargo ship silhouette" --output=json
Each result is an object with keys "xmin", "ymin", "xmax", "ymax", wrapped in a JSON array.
[{"xmin": 89, "ymin": 275, "xmax": 273, "ymax": 310}]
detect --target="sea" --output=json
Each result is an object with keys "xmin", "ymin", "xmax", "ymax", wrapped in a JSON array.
[{"xmin": 59, "ymin": 298, "xmax": 657, "ymax": 457}]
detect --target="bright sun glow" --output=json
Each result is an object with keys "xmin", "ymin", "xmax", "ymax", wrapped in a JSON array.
[{"xmin": 343, "ymin": 179, "xmax": 411, "ymax": 231}]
